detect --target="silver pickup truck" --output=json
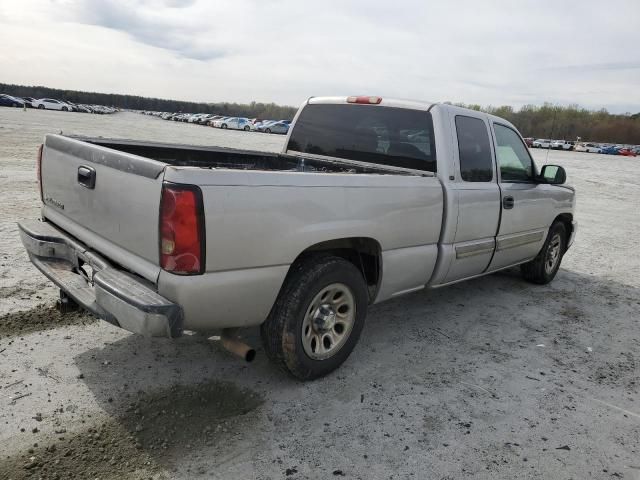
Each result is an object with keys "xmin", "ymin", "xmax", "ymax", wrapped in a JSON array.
[{"xmin": 19, "ymin": 96, "xmax": 576, "ymax": 379}]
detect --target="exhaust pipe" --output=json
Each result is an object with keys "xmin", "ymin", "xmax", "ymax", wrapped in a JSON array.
[{"xmin": 220, "ymin": 329, "xmax": 256, "ymax": 362}]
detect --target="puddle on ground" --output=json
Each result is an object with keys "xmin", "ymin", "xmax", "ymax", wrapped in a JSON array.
[{"xmin": 0, "ymin": 380, "xmax": 263, "ymax": 479}]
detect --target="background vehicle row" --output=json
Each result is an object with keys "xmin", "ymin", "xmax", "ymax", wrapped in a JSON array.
[
  {"xmin": 140, "ymin": 110, "xmax": 292, "ymax": 134},
  {"xmin": 0, "ymin": 93, "xmax": 117, "ymax": 113}
]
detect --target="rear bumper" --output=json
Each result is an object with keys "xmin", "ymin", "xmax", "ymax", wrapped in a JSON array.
[{"xmin": 18, "ymin": 219, "xmax": 183, "ymax": 337}]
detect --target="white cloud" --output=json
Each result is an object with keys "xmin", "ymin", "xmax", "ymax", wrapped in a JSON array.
[{"xmin": 0, "ymin": 0, "xmax": 638, "ymax": 112}]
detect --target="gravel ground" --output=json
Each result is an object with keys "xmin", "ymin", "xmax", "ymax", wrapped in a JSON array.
[{"xmin": 0, "ymin": 108, "xmax": 639, "ymax": 479}]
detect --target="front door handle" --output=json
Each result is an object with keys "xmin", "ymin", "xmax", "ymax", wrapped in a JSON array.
[
  {"xmin": 78, "ymin": 166, "xmax": 96, "ymax": 189},
  {"xmin": 502, "ymin": 195, "xmax": 515, "ymax": 209}
]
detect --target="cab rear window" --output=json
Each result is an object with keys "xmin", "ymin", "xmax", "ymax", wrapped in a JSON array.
[{"xmin": 287, "ymin": 104, "xmax": 437, "ymax": 172}]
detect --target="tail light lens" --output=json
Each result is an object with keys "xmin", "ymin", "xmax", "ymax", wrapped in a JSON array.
[
  {"xmin": 37, "ymin": 144, "xmax": 43, "ymax": 201},
  {"xmin": 159, "ymin": 183, "xmax": 205, "ymax": 275}
]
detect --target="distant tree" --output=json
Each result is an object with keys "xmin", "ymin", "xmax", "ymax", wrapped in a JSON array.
[{"xmin": 0, "ymin": 83, "xmax": 298, "ymax": 120}]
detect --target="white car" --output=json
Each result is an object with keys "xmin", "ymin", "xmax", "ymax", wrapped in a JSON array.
[
  {"xmin": 219, "ymin": 117, "xmax": 256, "ymax": 131},
  {"xmin": 32, "ymin": 98, "xmax": 73, "ymax": 111},
  {"xmin": 532, "ymin": 138, "xmax": 552, "ymax": 148},
  {"xmin": 583, "ymin": 143, "xmax": 602, "ymax": 153},
  {"xmin": 188, "ymin": 113, "xmax": 208, "ymax": 123},
  {"xmin": 551, "ymin": 140, "xmax": 574, "ymax": 150}
]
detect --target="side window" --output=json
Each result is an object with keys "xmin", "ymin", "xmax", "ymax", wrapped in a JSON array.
[
  {"xmin": 494, "ymin": 124, "xmax": 534, "ymax": 182},
  {"xmin": 455, "ymin": 115, "xmax": 493, "ymax": 182}
]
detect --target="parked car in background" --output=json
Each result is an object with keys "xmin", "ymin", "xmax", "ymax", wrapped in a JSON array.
[
  {"xmin": 532, "ymin": 139, "xmax": 552, "ymax": 148},
  {"xmin": 220, "ymin": 117, "xmax": 256, "ymax": 131},
  {"xmin": 76, "ymin": 104, "xmax": 93, "ymax": 113},
  {"xmin": 212, "ymin": 116, "xmax": 231, "ymax": 128},
  {"xmin": 32, "ymin": 98, "xmax": 72, "ymax": 111},
  {"xmin": 195, "ymin": 114, "xmax": 216, "ymax": 125},
  {"xmin": 523, "ymin": 137, "xmax": 534, "ymax": 147},
  {"xmin": 583, "ymin": 143, "xmax": 602, "ymax": 153},
  {"xmin": 617, "ymin": 148, "xmax": 637, "ymax": 157},
  {"xmin": 262, "ymin": 121, "xmax": 290, "ymax": 134},
  {"xmin": 0, "ymin": 94, "xmax": 25, "ymax": 107},
  {"xmin": 600, "ymin": 145, "xmax": 620, "ymax": 155},
  {"xmin": 256, "ymin": 120, "xmax": 277, "ymax": 131},
  {"xmin": 206, "ymin": 115, "xmax": 224, "ymax": 126},
  {"xmin": 551, "ymin": 140, "xmax": 574, "ymax": 150},
  {"xmin": 21, "ymin": 96, "xmax": 36, "ymax": 107}
]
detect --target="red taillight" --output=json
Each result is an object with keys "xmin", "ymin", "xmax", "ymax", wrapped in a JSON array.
[
  {"xmin": 37, "ymin": 144, "xmax": 43, "ymax": 201},
  {"xmin": 159, "ymin": 183, "xmax": 205, "ymax": 275},
  {"xmin": 346, "ymin": 96, "xmax": 382, "ymax": 104}
]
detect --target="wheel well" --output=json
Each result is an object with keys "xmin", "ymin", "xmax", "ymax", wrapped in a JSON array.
[
  {"xmin": 554, "ymin": 213, "xmax": 573, "ymax": 240},
  {"xmin": 293, "ymin": 238, "xmax": 382, "ymax": 302}
]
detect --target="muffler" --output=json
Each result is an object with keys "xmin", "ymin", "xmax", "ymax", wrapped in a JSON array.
[{"xmin": 220, "ymin": 329, "xmax": 256, "ymax": 362}]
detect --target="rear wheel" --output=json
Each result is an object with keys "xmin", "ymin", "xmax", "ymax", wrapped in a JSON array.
[
  {"xmin": 62, "ymin": 106, "xmax": 68, "ymax": 111},
  {"xmin": 261, "ymin": 255, "xmax": 368, "ymax": 380},
  {"xmin": 221, "ymin": 124, "xmax": 227, "ymax": 129},
  {"xmin": 521, "ymin": 222, "xmax": 567, "ymax": 284}
]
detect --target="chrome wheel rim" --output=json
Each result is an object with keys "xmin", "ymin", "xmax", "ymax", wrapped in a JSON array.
[
  {"xmin": 301, "ymin": 283, "xmax": 356, "ymax": 360},
  {"xmin": 545, "ymin": 233, "xmax": 562, "ymax": 275}
]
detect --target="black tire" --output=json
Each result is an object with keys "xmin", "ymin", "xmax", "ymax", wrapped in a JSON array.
[
  {"xmin": 244, "ymin": 125, "xmax": 250, "ymax": 131},
  {"xmin": 521, "ymin": 222, "xmax": 567, "ymax": 284},
  {"xmin": 221, "ymin": 124, "xmax": 227, "ymax": 129},
  {"xmin": 265, "ymin": 128, "xmax": 272, "ymax": 134},
  {"xmin": 261, "ymin": 255, "xmax": 368, "ymax": 380},
  {"xmin": 38, "ymin": 104, "xmax": 45, "ymax": 109},
  {"xmin": 62, "ymin": 107, "xmax": 68, "ymax": 111}
]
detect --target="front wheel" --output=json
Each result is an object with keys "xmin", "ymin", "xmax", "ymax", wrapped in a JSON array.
[
  {"xmin": 221, "ymin": 124, "xmax": 227, "ymax": 129},
  {"xmin": 261, "ymin": 255, "xmax": 368, "ymax": 380},
  {"xmin": 265, "ymin": 128, "xmax": 272, "ymax": 134},
  {"xmin": 62, "ymin": 107, "xmax": 68, "ymax": 111},
  {"xmin": 521, "ymin": 222, "xmax": 567, "ymax": 284},
  {"xmin": 38, "ymin": 105, "xmax": 45, "ymax": 109},
  {"xmin": 244, "ymin": 125, "xmax": 250, "ymax": 131}
]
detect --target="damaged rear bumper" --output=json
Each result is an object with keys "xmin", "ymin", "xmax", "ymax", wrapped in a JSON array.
[{"xmin": 18, "ymin": 219, "xmax": 183, "ymax": 337}]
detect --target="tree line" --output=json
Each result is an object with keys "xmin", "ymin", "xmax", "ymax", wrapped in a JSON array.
[
  {"xmin": 454, "ymin": 102, "xmax": 640, "ymax": 144},
  {"xmin": 0, "ymin": 83, "xmax": 298, "ymax": 120},
  {"xmin": 2, "ymin": 83, "xmax": 639, "ymax": 143}
]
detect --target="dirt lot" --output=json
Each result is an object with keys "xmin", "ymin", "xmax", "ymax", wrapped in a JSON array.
[{"xmin": 1, "ymin": 108, "xmax": 639, "ymax": 479}]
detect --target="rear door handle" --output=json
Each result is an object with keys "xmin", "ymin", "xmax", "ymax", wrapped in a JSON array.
[
  {"xmin": 77, "ymin": 166, "xmax": 96, "ymax": 189},
  {"xmin": 502, "ymin": 195, "xmax": 514, "ymax": 209}
]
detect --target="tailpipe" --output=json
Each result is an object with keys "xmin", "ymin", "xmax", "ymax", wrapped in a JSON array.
[{"xmin": 220, "ymin": 329, "xmax": 256, "ymax": 362}]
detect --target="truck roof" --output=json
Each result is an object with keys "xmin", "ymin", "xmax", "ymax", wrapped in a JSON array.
[{"xmin": 306, "ymin": 96, "xmax": 520, "ymax": 133}]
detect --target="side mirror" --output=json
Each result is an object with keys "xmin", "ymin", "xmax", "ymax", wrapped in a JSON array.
[{"xmin": 540, "ymin": 165, "xmax": 566, "ymax": 185}]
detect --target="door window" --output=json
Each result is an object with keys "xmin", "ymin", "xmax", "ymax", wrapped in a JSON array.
[
  {"xmin": 455, "ymin": 116, "xmax": 493, "ymax": 182},
  {"xmin": 494, "ymin": 124, "xmax": 535, "ymax": 182}
]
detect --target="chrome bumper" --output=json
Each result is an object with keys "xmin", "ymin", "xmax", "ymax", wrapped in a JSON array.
[{"xmin": 18, "ymin": 219, "xmax": 183, "ymax": 337}]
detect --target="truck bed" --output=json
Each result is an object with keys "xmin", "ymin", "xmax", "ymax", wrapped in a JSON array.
[{"xmin": 74, "ymin": 137, "xmax": 415, "ymax": 175}]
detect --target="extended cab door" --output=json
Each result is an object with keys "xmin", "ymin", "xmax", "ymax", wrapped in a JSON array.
[
  {"xmin": 442, "ymin": 113, "xmax": 501, "ymax": 283},
  {"xmin": 487, "ymin": 123, "xmax": 550, "ymax": 271}
]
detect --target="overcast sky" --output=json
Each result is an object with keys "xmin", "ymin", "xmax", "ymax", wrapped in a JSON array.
[{"xmin": 1, "ymin": 0, "xmax": 639, "ymax": 113}]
